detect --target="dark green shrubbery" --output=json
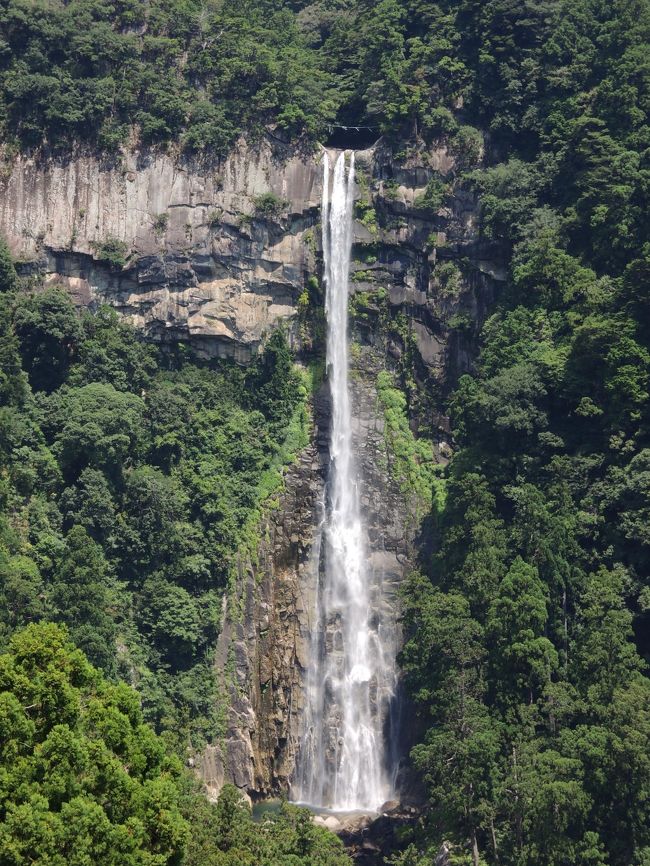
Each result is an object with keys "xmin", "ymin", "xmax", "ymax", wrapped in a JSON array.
[
  {"xmin": 396, "ymin": 3, "xmax": 650, "ymax": 862},
  {"xmin": 0, "ymin": 280, "xmax": 306, "ymax": 746},
  {"xmin": 414, "ymin": 177, "xmax": 447, "ymax": 215},
  {"xmin": 91, "ymin": 237, "xmax": 130, "ymax": 269},
  {"xmin": 253, "ymin": 193, "xmax": 289, "ymax": 219},
  {"xmin": 0, "ymin": 0, "xmax": 336, "ymax": 153},
  {"xmin": 0, "ymin": 622, "xmax": 350, "ymax": 866}
]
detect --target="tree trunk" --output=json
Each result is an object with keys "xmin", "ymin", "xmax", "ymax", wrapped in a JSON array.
[
  {"xmin": 490, "ymin": 816, "xmax": 499, "ymax": 864},
  {"xmin": 470, "ymin": 827, "xmax": 480, "ymax": 866},
  {"xmin": 513, "ymin": 746, "xmax": 523, "ymax": 852},
  {"xmin": 563, "ymin": 587, "xmax": 568, "ymax": 668}
]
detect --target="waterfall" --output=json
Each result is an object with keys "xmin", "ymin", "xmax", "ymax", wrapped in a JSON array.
[{"xmin": 293, "ymin": 151, "xmax": 397, "ymax": 813}]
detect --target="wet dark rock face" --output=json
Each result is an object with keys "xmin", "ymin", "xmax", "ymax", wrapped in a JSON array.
[
  {"xmin": 197, "ymin": 441, "xmax": 326, "ymax": 799},
  {"xmin": 197, "ymin": 342, "xmax": 417, "ymax": 801},
  {"xmin": 335, "ymin": 805, "xmax": 421, "ymax": 865}
]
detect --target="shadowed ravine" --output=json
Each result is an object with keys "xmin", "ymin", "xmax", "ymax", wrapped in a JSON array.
[{"xmin": 292, "ymin": 151, "xmax": 400, "ymax": 812}]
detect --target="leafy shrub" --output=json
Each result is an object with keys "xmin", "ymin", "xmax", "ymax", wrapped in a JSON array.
[
  {"xmin": 153, "ymin": 213, "xmax": 169, "ymax": 236},
  {"xmin": 376, "ymin": 370, "xmax": 444, "ymax": 516},
  {"xmin": 452, "ymin": 124, "xmax": 483, "ymax": 169},
  {"xmin": 414, "ymin": 177, "xmax": 448, "ymax": 215},
  {"xmin": 91, "ymin": 237, "xmax": 129, "ymax": 269},
  {"xmin": 435, "ymin": 261, "xmax": 463, "ymax": 298},
  {"xmin": 0, "ymin": 236, "xmax": 17, "ymax": 292},
  {"xmin": 355, "ymin": 201, "xmax": 378, "ymax": 235},
  {"xmin": 253, "ymin": 193, "xmax": 288, "ymax": 219},
  {"xmin": 207, "ymin": 209, "xmax": 222, "ymax": 229}
]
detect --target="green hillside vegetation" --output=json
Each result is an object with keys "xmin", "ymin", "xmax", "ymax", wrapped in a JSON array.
[
  {"xmin": 395, "ymin": 1, "xmax": 650, "ymax": 864},
  {"xmin": 0, "ymin": 252, "xmax": 307, "ymax": 747},
  {"xmin": 0, "ymin": 622, "xmax": 350, "ymax": 866},
  {"xmin": 1, "ymin": 0, "xmax": 650, "ymax": 863},
  {"xmin": 0, "ymin": 0, "xmax": 337, "ymax": 152}
]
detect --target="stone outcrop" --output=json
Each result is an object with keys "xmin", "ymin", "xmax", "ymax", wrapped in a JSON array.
[
  {"xmin": 334, "ymin": 803, "xmax": 422, "ymax": 865},
  {"xmin": 1, "ymin": 139, "xmax": 321, "ymax": 360},
  {"xmin": 349, "ymin": 141, "xmax": 504, "ymax": 396},
  {"xmin": 197, "ymin": 441, "xmax": 325, "ymax": 799},
  {"xmin": 0, "ymin": 136, "xmax": 504, "ymax": 373}
]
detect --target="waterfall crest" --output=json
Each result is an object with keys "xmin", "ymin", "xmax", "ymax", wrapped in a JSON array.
[{"xmin": 293, "ymin": 151, "xmax": 397, "ymax": 813}]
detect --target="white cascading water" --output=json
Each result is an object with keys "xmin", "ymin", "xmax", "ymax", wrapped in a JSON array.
[{"xmin": 293, "ymin": 150, "xmax": 397, "ymax": 812}]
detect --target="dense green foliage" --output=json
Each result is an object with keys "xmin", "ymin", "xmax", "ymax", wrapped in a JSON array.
[
  {"xmin": 0, "ymin": 269, "xmax": 307, "ymax": 746},
  {"xmin": 0, "ymin": 622, "xmax": 188, "ymax": 865},
  {"xmin": 2, "ymin": 0, "xmax": 646, "ymax": 198},
  {"xmin": 377, "ymin": 370, "xmax": 444, "ymax": 518},
  {"xmin": 0, "ymin": 622, "xmax": 350, "ymax": 866},
  {"xmin": 2, "ymin": 0, "xmax": 650, "ymax": 863},
  {"xmin": 397, "ymin": 3, "xmax": 650, "ymax": 865},
  {"xmin": 0, "ymin": 0, "xmax": 337, "ymax": 151},
  {"xmin": 182, "ymin": 784, "xmax": 350, "ymax": 866}
]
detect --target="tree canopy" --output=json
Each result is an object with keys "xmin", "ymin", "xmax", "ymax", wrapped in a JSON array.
[
  {"xmin": 0, "ymin": 285, "xmax": 308, "ymax": 747},
  {"xmin": 0, "ymin": 622, "xmax": 351, "ymax": 866}
]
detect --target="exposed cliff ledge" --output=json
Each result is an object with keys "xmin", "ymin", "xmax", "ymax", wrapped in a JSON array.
[
  {"xmin": 1, "ymin": 139, "xmax": 321, "ymax": 360},
  {"xmin": 0, "ymin": 136, "xmax": 505, "ymax": 372}
]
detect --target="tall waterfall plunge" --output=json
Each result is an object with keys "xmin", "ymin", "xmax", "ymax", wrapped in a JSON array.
[{"xmin": 293, "ymin": 151, "xmax": 399, "ymax": 812}]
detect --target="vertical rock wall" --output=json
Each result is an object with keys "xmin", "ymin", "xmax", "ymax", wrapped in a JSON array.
[
  {"xmin": 0, "ymin": 139, "xmax": 322, "ymax": 360},
  {"xmin": 197, "ymin": 441, "xmax": 325, "ymax": 798},
  {"xmin": 198, "ymin": 337, "xmax": 418, "ymax": 801}
]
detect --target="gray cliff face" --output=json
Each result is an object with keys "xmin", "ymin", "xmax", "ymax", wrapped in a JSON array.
[
  {"xmin": 198, "ymin": 441, "xmax": 325, "ymax": 799},
  {"xmin": 0, "ymin": 136, "xmax": 503, "ymax": 372},
  {"xmin": 354, "ymin": 141, "xmax": 504, "ymax": 396},
  {"xmin": 1, "ymin": 136, "xmax": 503, "ymax": 800},
  {"xmin": 1, "ymin": 139, "xmax": 321, "ymax": 360}
]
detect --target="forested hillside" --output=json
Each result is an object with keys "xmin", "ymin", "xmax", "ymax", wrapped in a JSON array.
[
  {"xmin": 396, "ymin": 2, "xmax": 650, "ymax": 865},
  {"xmin": 0, "ymin": 260, "xmax": 309, "ymax": 746},
  {"xmin": 0, "ymin": 622, "xmax": 350, "ymax": 864},
  {"xmin": 1, "ymin": 0, "xmax": 650, "ymax": 864}
]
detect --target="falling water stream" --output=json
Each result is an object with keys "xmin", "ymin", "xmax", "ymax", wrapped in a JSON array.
[{"xmin": 293, "ymin": 151, "xmax": 397, "ymax": 813}]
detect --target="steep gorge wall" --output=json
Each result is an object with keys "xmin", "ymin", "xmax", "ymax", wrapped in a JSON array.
[
  {"xmin": 1, "ymin": 139, "xmax": 321, "ymax": 360},
  {"xmin": 0, "ymin": 136, "xmax": 504, "ymax": 799},
  {"xmin": 198, "ymin": 343, "xmax": 419, "ymax": 801},
  {"xmin": 0, "ymin": 137, "xmax": 503, "ymax": 374},
  {"xmin": 197, "ymin": 440, "xmax": 325, "ymax": 799}
]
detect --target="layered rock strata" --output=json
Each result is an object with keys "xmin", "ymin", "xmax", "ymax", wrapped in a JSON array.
[
  {"xmin": 0, "ymin": 137, "xmax": 504, "ymax": 373},
  {"xmin": 1, "ymin": 140, "xmax": 321, "ymax": 360}
]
